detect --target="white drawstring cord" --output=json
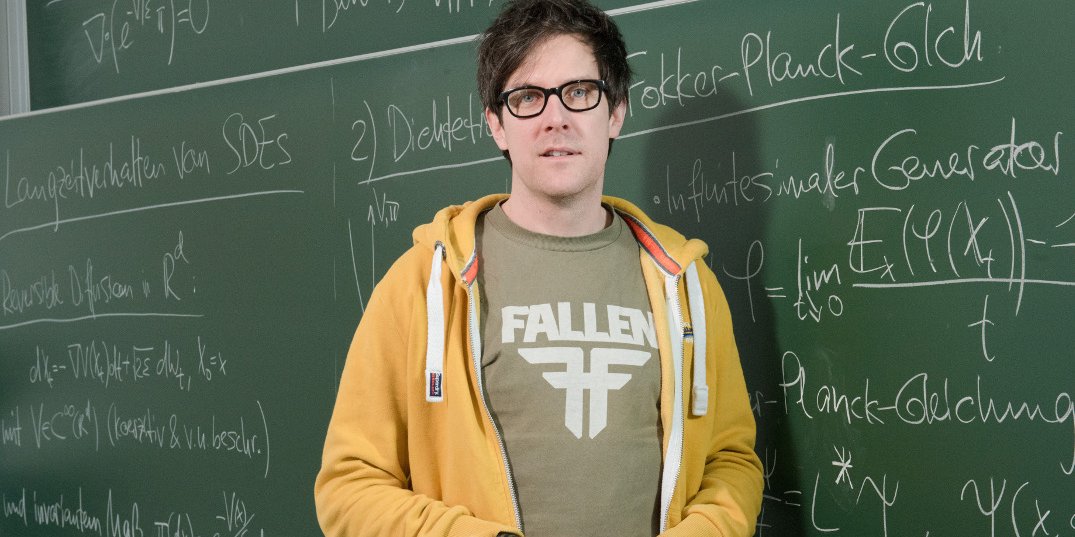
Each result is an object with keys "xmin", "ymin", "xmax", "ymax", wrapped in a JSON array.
[
  {"xmin": 424, "ymin": 242, "xmax": 446, "ymax": 403},
  {"xmin": 685, "ymin": 262, "xmax": 708, "ymax": 416}
]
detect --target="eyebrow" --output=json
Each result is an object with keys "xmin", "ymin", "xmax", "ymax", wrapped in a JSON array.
[{"xmin": 505, "ymin": 76, "xmax": 598, "ymax": 89}]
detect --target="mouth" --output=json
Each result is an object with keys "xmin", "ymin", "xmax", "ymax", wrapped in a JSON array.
[{"xmin": 541, "ymin": 149, "xmax": 578, "ymax": 157}]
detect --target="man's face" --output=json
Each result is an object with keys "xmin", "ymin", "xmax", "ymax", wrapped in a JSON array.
[{"xmin": 486, "ymin": 34, "xmax": 626, "ymax": 207}]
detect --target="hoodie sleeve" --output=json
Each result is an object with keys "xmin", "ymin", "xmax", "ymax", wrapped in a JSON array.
[
  {"xmin": 663, "ymin": 264, "xmax": 764, "ymax": 537},
  {"xmin": 313, "ymin": 267, "xmax": 513, "ymax": 537}
]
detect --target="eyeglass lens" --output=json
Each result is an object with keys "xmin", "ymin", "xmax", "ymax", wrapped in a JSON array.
[{"xmin": 505, "ymin": 81, "xmax": 603, "ymax": 117}]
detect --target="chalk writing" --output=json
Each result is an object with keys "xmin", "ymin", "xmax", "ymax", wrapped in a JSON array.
[
  {"xmin": 222, "ymin": 112, "xmax": 293, "ymax": 175},
  {"xmin": 367, "ymin": 188, "xmax": 400, "ymax": 228},
  {"xmin": 23, "ymin": 335, "xmax": 227, "ymax": 391},
  {"xmin": 655, "ymin": 118, "xmax": 1061, "ymax": 226},
  {"xmin": 832, "ymin": 446, "xmax": 854, "ymax": 490},
  {"xmin": 855, "ymin": 474, "xmax": 899, "ymax": 537},
  {"xmin": 961, "ymin": 477, "xmax": 1074, "ymax": 537},
  {"xmin": 721, "ymin": 240, "xmax": 765, "ymax": 322},
  {"xmin": 625, "ymin": 0, "xmax": 987, "ymax": 116},
  {"xmin": 870, "ymin": 119, "xmax": 1061, "ymax": 191},
  {"xmin": 758, "ymin": 450, "xmax": 913, "ymax": 537},
  {"xmin": 0, "ymin": 232, "xmax": 198, "ymax": 327},
  {"xmin": 793, "ymin": 239, "xmax": 844, "ymax": 323},
  {"xmin": 627, "ymin": 47, "xmax": 732, "ymax": 113},
  {"xmin": 171, "ymin": 140, "xmax": 211, "ymax": 180},
  {"xmin": 215, "ymin": 491, "xmax": 256, "ymax": 537},
  {"xmin": 384, "ymin": 94, "xmax": 491, "ymax": 165},
  {"xmin": 740, "ymin": 13, "xmax": 862, "ymax": 97},
  {"xmin": 654, "ymin": 151, "xmax": 862, "ymax": 221},
  {"xmin": 60, "ymin": 0, "xmax": 209, "ymax": 73},
  {"xmin": 350, "ymin": 100, "xmax": 379, "ymax": 184},
  {"xmin": 320, "ymin": 0, "xmax": 492, "ymax": 30},
  {"xmin": 1, "ymin": 407, "xmax": 22, "ymax": 448},
  {"xmin": 848, "ymin": 194, "xmax": 1075, "ymax": 319},
  {"xmin": 1, "ymin": 486, "xmax": 267, "ymax": 537},
  {"xmin": 883, "ymin": 1, "xmax": 983, "ymax": 74},
  {"xmin": 8, "ymin": 398, "xmax": 271, "ymax": 476},
  {"xmin": 3, "ymin": 141, "xmax": 169, "ymax": 226},
  {"xmin": 361, "ymin": 187, "xmax": 402, "ymax": 290},
  {"xmin": 780, "ymin": 351, "xmax": 1075, "ymax": 469},
  {"xmin": 28, "ymin": 400, "xmax": 96, "ymax": 449}
]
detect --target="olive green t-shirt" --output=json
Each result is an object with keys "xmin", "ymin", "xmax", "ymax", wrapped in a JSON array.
[{"xmin": 477, "ymin": 203, "xmax": 661, "ymax": 537}]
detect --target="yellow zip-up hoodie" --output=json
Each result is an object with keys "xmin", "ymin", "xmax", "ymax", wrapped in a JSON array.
[{"xmin": 315, "ymin": 194, "xmax": 763, "ymax": 536}]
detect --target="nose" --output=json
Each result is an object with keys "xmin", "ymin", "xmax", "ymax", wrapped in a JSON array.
[{"xmin": 540, "ymin": 94, "xmax": 570, "ymax": 131}]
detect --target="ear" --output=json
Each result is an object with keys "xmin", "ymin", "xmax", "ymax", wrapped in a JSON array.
[
  {"xmin": 607, "ymin": 100, "xmax": 627, "ymax": 139},
  {"xmin": 485, "ymin": 108, "xmax": 509, "ymax": 151}
]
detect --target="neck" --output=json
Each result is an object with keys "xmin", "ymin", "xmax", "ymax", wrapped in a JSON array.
[{"xmin": 500, "ymin": 192, "xmax": 610, "ymax": 237}]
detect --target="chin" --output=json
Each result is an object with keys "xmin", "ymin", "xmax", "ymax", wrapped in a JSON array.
[
  {"xmin": 537, "ymin": 180, "xmax": 593, "ymax": 201},
  {"xmin": 513, "ymin": 167, "xmax": 601, "ymax": 201}
]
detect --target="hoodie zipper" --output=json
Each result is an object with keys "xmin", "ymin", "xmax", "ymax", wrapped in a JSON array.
[
  {"xmin": 467, "ymin": 284, "xmax": 523, "ymax": 532},
  {"xmin": 659, "ymin": 273, "xmax": 687, "ymax": 534}
]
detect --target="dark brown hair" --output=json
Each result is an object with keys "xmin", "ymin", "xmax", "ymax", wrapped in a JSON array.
[{"xmin": 477, "ymin": 0, "xmax": 632, "ymax": 119}]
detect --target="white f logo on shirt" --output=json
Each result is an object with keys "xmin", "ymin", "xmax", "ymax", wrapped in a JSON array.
[{"xmin": 518, "ymin": 347, "xmax": 651, "ymax": 439}]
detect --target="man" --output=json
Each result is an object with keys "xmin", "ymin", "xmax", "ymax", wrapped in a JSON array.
[{"xmin": 314, "ymin": 0, "xmax": 763, "ymax": 535}]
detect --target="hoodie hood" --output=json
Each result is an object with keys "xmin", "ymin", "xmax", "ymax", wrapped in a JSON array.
[{"xmin": 412, "ymin": 193, "xmax": 710, "ymax": 284}]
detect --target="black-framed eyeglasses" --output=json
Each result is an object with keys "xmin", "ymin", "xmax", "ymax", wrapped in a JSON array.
[{"xmin": 498, "ymin": 79, "xmax": 607, "ymax": 119}]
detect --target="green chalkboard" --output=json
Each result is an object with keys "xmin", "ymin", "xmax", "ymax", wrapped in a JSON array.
[{"xmin": 3, "ymin": 1, "xmax": 1073, "ymax": 536}]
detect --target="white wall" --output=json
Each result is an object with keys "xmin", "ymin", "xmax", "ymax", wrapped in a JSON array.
[{"xmin": 1, "ymin": 0, "xmax": 29, "ymax": 115}]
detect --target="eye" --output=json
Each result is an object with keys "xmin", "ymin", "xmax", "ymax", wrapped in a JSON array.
[
  {"xmin": 568, "ymin": 85, "xmax": 590, "ymax": 99},
  {"xmin": 509, "ymin": 89, "xmax": 543, "ymax": 108}
]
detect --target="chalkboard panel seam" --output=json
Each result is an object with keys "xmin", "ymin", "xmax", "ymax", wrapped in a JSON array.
[{"xmin": 4, "ymin": 32, "xmax": 478, "ymax": 122}]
